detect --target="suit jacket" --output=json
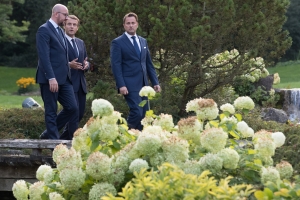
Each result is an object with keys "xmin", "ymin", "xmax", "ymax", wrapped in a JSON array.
[
  {"xmin": 36, "ymin": 20, "xmax": 70, "ymax": 85},
  {"xmin": 110, "ymin": 33, "xmax": 159, "ymax": 92},
  {"xmin": 67, "ymin": 37, "xmax": 88, "ymax": 93}
]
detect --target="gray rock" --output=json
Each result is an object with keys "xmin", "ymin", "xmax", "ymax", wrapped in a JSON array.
[{"xmin": 261, "ymin": 108, "xmax": 288, "ymax": 123}]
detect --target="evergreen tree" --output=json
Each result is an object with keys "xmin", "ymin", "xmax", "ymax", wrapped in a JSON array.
[
  {"xmin": 68, "ymin": 0, "xmax": 291, "ymax": 117},
  {"xmin": 281, "ymin": 0, "xmax": 300, "ymax": 61},
  {"xmin": 0, "ymin": 0, "xmax": 29, "ymax": 43}
]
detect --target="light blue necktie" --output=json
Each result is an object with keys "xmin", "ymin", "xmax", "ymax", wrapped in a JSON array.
[
  {"xmin": 71, "ymin": 39, "xmax": 79, "ymax": 57},
  {"xmin": 131, "ymin": 36, "xmax": 140, "ymax": 57}
]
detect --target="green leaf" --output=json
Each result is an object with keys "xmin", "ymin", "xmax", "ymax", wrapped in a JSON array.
[
  {"xmin": 254, "ymin": 191, "xmax": 268, "ymax": 200},
  {"xmin": 113, "ymin": 141, "xmax": 121, "ymax": 150},
  {"xmin": 209, "ymin": 120, "xmax": 219, "ymax": 128},
  {"xmin": 139, "ymin": 100, "xmax": 147, "ymax": 107},
  {"xmin": 229, "ymin": 130, "xmax": 240, "ymax": 139},
  {"xmin": 234, "ymin": 113, "xmax": 242, "ymax": 121},
  {"xmin": 90, "ymin": 140, "xmax": 100, "ymax": 152}
]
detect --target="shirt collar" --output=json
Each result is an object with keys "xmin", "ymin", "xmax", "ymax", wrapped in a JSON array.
[
  {"xmin": 49, "ymin": 18, "xmax": 59, "ymax": 29},
  {"xmin": 125, "ymin": 32, "xmax": 137, "ymax": 40},
  {"xmin": 65, "ymin": 34, "xmax": 74, "ymax": 43}
]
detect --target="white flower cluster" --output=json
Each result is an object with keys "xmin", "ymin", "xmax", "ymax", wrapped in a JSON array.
[
  {"xmin": 233, "ymin": 96, "xmax": 255, "ymax": 111},
  {"xmin": 13, "ymin": 96, "xmax": 293, "ymax": 200},
  {"xmin": 139, "ymin": 86, "xmax": 156, "ymax": 97},
  {"xmin": 186, "ymin": 98, "xmax": 219, "ymax": 120},
  {"xmin": 91, "ymin": 98, "xmax": 114, "ymax": 117},
  {"xmin": 273, "ymin": 73, "xmax": 280, "ymax": 85}
]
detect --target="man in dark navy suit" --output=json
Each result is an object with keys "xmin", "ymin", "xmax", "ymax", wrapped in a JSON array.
[
  {"xmin": 110, "ymin": 12, "xmax": 161, "ymax": 131},
  {"xmin": 60, "ymin": 15, "xmax": 89, "ymax": 140},
  {"xmin": 36, "ymin": 4, "xmax": 78, "ymax": 139}
]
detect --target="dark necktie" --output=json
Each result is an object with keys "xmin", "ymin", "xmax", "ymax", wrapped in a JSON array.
[
  {"xmin": 71, "ymin": 39, "xmax": 79, "ymax": 57},
  {"xmin": 131, "ymin": 36, "xmax": 140, "ymax": 57},
  {"xmin": 57, "ymin": 27, "xmax": 65, "ymax": 47}
]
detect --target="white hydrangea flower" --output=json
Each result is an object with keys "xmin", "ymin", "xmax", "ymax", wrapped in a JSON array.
[
  {"xmin": 186, "ymin": 98, "xmax": 219, "ymax": 120},
  {"xmin": 86, "ymin": 152, "xmax": 112, "ymax": 180},
  {"xmin": 200, "ymin": 128, "xmax": 228, "ymax": 153},
  {"xmin": 244, "ymin": 127, "xmax": 254, "ymax": 138},
  {"xmin": 162, "ymin": 135, "xmax": 189, "ymax": 163},
  {"xmin": 142, "ymin": 125, "xmax": 170, "ymax": 141},
  {"xmin": 199, "ymin": 153, "xmax": 223, "ymax": 174},
  {"xmin": 152, "ymin": 113, "xmax": 174, "ymax": 132},
  {"xmin": 43, "ymin": 168, "xmax": 54, "ymax": 184},
  {"xmin": 181, "ymin": 159, "xmax": 202, "ymax": 175},
  {"xmin": 217, "ymin": 148, "xmax": 240, "ymax": 169},
  {"xmin": 129, "ymin": 158, "xmax": 149, "ymax": 173},
  {"xmin": 49, "ymin": 192, "xmax": 65, "ymax": 200},
  {"xmin": 112, "ymin": 154, "xmax": 131, "ymax": 171},
  {"xmin": 106, "ymin": 168, "xmax": 125, "ymax": 188},
  {"xmin": 135, "ymin": 132, "xmax": 162, "ymax": 156},
  {"xmin": 177, "ymin": 116, "xmax": 202, "ymax": 145},
  {"xmin": 233, "ymin": 96, "xmax": 255, "ymax": 111},
  {"xmin": 72, "ymin": 128, "xmax": 90, "ymax": 155},
  {"xmin": 236, "ymin": 121, "xmax": 249, "ymax": 133},
  {"xmin": 254, "ymin": 137, "xmax": 276, "ymax": 157},
  {"xmin": 261, "ymin": 167, "xmax": 280, "ymax": 185},
  {"xmin": 52, "ymin": 144, "xmax": 69, "ymax": 164},
  {"xmin": 59, "ymin": 167, "xmax": 85, "ymax": 191},
  {"xmin": 273, "ymin": 73, "xmax": 280, "ymax": 85},
  {"xmin": 141, "ymin": 115, "xmax": 154, "ymax": 127},
  {"xmin": 98, "ymin": 119, "xmax": 119, "ymax": 141},
  {"xmin": 29, "ymin": 181, "xmax": 45, "ymax": 200},
  {"xmin": 220, "ymin": 103, "xmax": 235, "ymax": 114},
  {"xmin": 91, "ymin": 98, "xmax": 114, "ymax": 117},
  {"xmin": 149, "ymin": 152, "xmax": 165, "ymax": 167},
  {"xmin": 139, "ymin": 86, "xmax": 156, "ymax": 97},
  {"xmin": 89, "ymin": 182, "xmax": 117, "ymax": 200},
  {"xmin": 276, "ymin": 161, "xmax": 293, "ymax": 180},
  {"xmin": 56, "ymin": 147, "xmax": 82, "ymax": 172},
  {"xmin": 12, "ymin": 180, "xmax": 29, "ymax": 200},
  {"xmin": 261, "ymin": 68, "xmax": 269, "ymax": 78},
  {"xmin": 272, "ymin": 132, "xmax": 286, "ymax": 148},
  {"xmin": 36, "ymin": 164, "xmax": 52, "ymax": 181}
]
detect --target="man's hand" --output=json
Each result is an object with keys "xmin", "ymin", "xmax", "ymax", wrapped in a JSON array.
[
  {"xmin": 119, "ymin": 86, "xmax": 128, "ymax": 95},
  {"xmin": 69, "ymin": 58, "xmax": 83, "ymax": 69},
  {"xmin": 154, "ymin": 85, "xmax": 161, "ymax": 93},
  {"xmin": 49, "ymin": 78, "xmax": 58, "ymax": 92},
  {"xmin": 82, "ymin": 57, "xmax": 89, "ymax": 70}
]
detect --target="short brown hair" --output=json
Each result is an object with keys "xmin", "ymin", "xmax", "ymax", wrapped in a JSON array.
[
  {"xmin": 123, "ymin": 12, "xmax": 138, "ymax": 24},
  {"xmin": 66, "ymin": 14, "xmax": 80, "ymax": 26}
]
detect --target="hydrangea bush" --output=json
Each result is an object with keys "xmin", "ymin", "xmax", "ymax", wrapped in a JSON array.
[{"xmin": 13, "ymin": 87, "xmax": 294, "ymax": 200}]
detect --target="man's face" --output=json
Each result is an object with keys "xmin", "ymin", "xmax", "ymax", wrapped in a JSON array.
[
  {"xmin": 64, "ymin": 18, "xmax": 79, "ymax": 37},
  {"xmin": 56, "ymin": 8, "xmax": 69, "ymax": 26},
  {"xmin": 123, "ymin": 16, "xmax": 138, "ymax": 35}
]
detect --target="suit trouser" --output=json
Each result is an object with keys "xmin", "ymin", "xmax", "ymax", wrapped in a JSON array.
[
  {"xmin": 124, "ymin": 91, "xmax": 149, "ymax": 131},
  {"xmin": 60, "ymin": 86, "xmax": 86, "ymax": 140},
  {"xmin": 40, "ymin": 79, "xmax": 78, "ymax": 139}
]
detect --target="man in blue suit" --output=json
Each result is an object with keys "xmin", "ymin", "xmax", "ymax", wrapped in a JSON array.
[
  {"xmin": 36, "ymin": 4, "xmax": 78, "ymax": 139},
  {"xmin": 60, "ymin": 15, "xmax": 89, "ymax": 140},
  {"xmin": 110, "ymin": 12, "xmax": 161, "ymax": 131}
]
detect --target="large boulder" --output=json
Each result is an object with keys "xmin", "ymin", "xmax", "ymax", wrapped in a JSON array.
[{"xmin": 261, "ymin": 108, "xmax": 288, "ymax": 123}]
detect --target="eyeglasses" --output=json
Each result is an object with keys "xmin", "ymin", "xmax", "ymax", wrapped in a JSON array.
[{"xmin": 58, "ymin": 12, "xmax": 69, "ymax": 18}]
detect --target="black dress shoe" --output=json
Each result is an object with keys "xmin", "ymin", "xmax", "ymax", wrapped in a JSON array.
[{"xmin": 39, "ymin": 133, "xmax": 48, "ymax": 139}]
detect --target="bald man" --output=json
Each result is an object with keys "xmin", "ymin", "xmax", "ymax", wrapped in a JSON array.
[{"xmin": 36, "ymin": 4, "xmax": 78, "ymax": 139}]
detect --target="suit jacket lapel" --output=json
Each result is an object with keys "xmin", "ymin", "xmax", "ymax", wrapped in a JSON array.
[
  {"xmin": 121, "ymin": 33, "xmax": 139, "ymax": 58},
  {"xmin": 47, "ymin": 21, "xmax": 67, "ymax": 50}
]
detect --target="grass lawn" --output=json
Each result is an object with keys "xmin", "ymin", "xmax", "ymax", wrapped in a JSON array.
[
  {"xmin": 0, "ymin": 66, "xmax": 37, "ymax": 94},
  {"xmin": 0, "ymin": 95, "xmax": 43, "ymax": 110},
  {"xmin": 267, "ymin": 61, "xmax": 300, "ymax": 89}
]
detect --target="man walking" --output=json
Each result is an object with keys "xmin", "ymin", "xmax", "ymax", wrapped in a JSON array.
[
  {"xmin": 60, "ymin": 15, "xmax": 89, "ymax": 140},
  {"xmin": 110, "ymin": 12, "xmax": 161, "ymax": 131},
  {"xmin": 36, "ymin": 4, "xmax": 78, "ymax": 139}
]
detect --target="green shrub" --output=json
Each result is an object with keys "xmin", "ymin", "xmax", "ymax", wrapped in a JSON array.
[
  {"xmin": 103, "ymin": 163, "xmax": 255, "ymax": 200},
  {"xmin": 0, "ymin": 108, "xmax": 45, "ymax": 139},
  {"xmin": 243, "ymin": 108, "xmax": 300, "ymax": 173}
]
